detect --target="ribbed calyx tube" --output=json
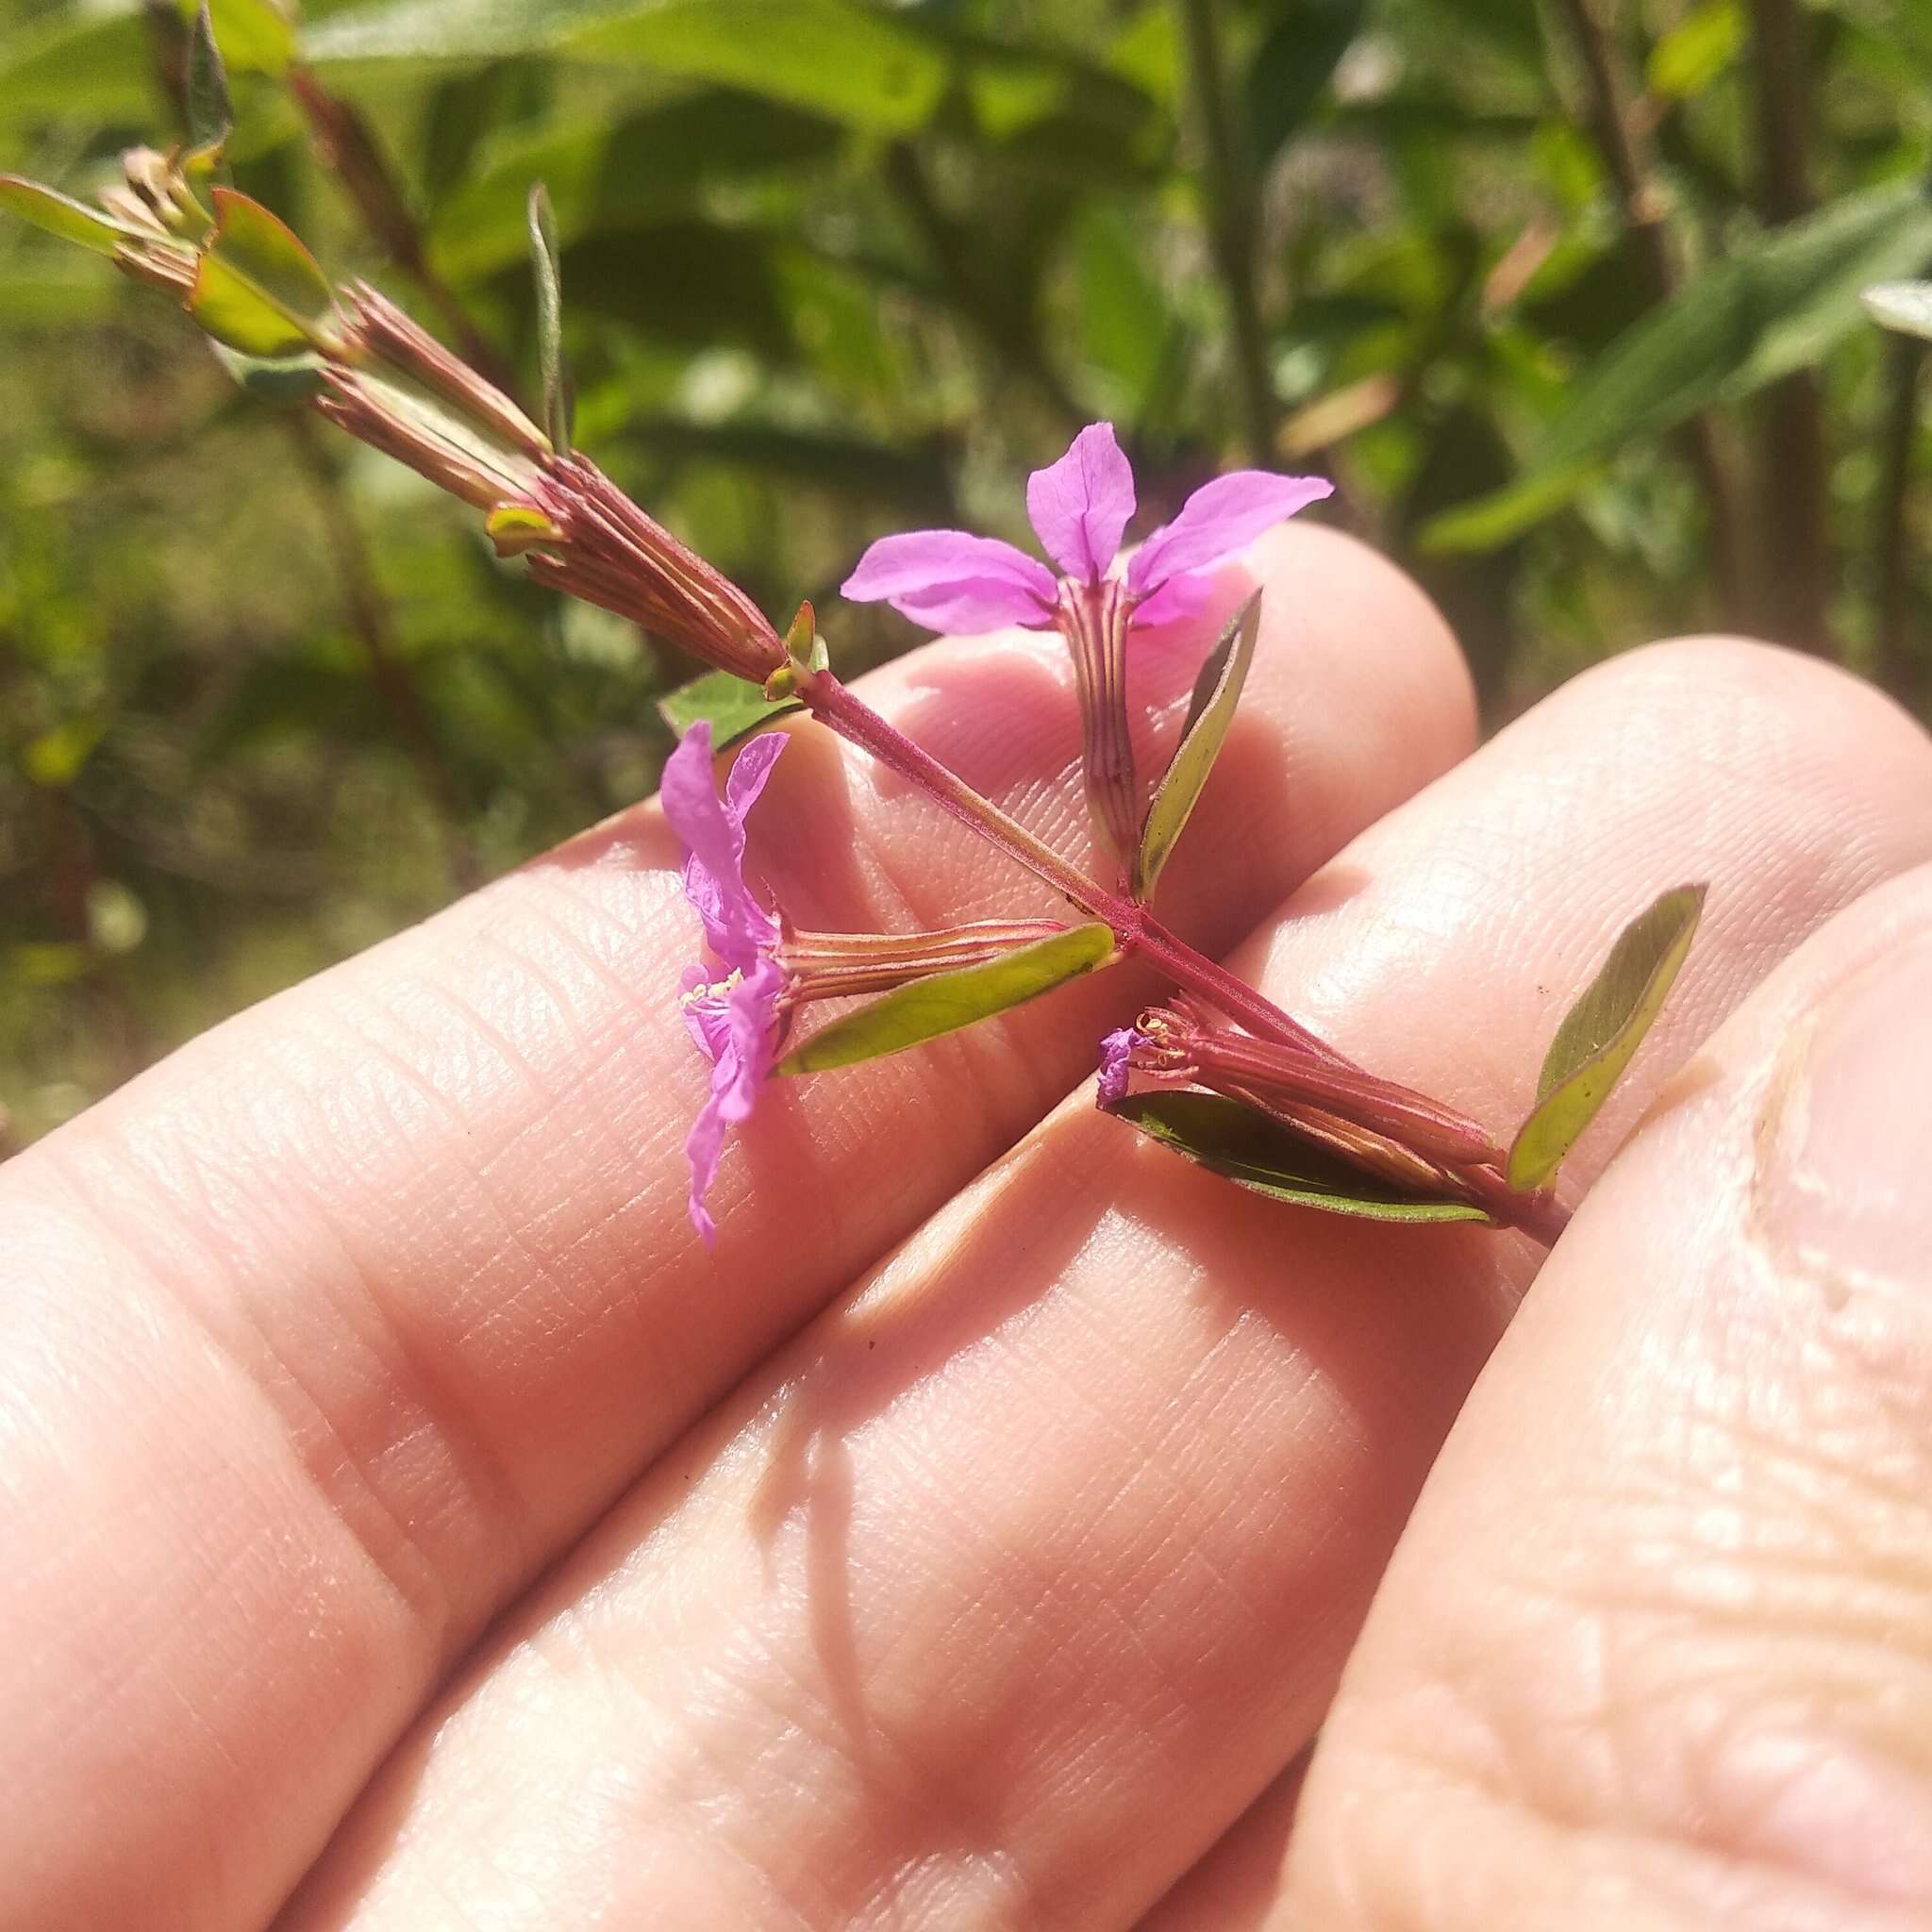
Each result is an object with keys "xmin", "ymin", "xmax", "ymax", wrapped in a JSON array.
[
  {"xmin": 1056, "ymin": 576, "xmax": 1141, "ymax": 876},
  {"xmin": 777, "ymin": 919, "xmax": 1069, "ymax": 1006}
]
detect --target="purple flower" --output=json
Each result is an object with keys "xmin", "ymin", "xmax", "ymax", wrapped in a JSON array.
[
  {"xmin": 840, "ymin": 422, "xmax": 1332, "ymax": 638},
  {"xmin": 841, "ymin": 425, "xmax": 1331, "ymax": 871},
  {"xmin": 660, "ymin": 721, "xmax": 790, "ymax": 1244},
  {"xmin": 1097, "ymin": 1025, "xmax": 1145, "ymax": 1108}
]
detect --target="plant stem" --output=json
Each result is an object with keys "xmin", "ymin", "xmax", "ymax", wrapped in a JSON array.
[
  {"xmin": 1872, "ymin": 327, "xmax": 1924, "ymax": 702},
  {"xmin": 1177, "ymin": 0, "xmax": 1277, "ymax": 465},
  {"xmin": 287, "ymin": 67, "xmax": 511, "ymax": 392},
  {"xmin": 1744, "ymin": 0, "xmax": 1833, "ymax": 654},
  {"xmin": 1547, "ymin": 0, "xmax": 1753, "ymax": 626},
  {"xmin": 283, "ymin": 416, "xmax": 479, "ymax": 889}
]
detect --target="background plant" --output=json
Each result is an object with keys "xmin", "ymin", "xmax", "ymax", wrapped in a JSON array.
[{"xmin": 2, "ymin": 0, "xmax": 1927, "ymax": 1147}]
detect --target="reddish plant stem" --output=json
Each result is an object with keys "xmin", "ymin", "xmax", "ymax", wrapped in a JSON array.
[{"xmin": 801, "ymin": 668, "xmax": 1574, "ymax": 1243}]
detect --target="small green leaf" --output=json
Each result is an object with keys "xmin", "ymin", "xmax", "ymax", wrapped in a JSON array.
[
  {"xmin": 208, "ymin": 339, "xmax": 327, "ymax": 400},
  {"xmin": 1134, "ymin": 591, "xmax": 1259, "ymax": 902},
  {"xmin": 1863, "ymin": 280, "xmax": 1932, "ymax": 342},
  {"xmin": 190, "ymin": 250, "xmax": 312, "ymax": 354},
  {"xmin": 0, "ymin": 175, "xmax": 147, "ymax": 258},
  {"xmin": 206, "ymin": 187, "xmax": 335, "ymax": 334},
  {"xmin": 1110, "ymin": 1091, "xmax": 1491, "ymax": 1224},
  {"xmin": 187, "ymin": 3, "xmax": 234, "ymax": 155},
  {"xmin": 1507, "ymin": 884, "xmax": 1707, "ymax": 1192},
  {"xmin": 658, "ymin": 669, "xmax": 799, "ymax": 749},
  {"xmin": 527, "ymin": 180, "xmax": 572, "ymax": 450},
  {"xmin": 197, "ymin": 0, "xmax": 295, "ymax": 78},
  {"xmin": 778, "ymin": 923, "xmax": 1117, "ymax": 1075},
  {"xmin": 1645, "ymin": 0, "xmax": 1742, "ymax": 99},
  {"xmin": 1243, "ymin": 0, "xmax": 1361, "ymax": 162}
]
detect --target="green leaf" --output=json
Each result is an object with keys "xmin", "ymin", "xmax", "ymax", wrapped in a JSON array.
[
  {"xmin": 195, "ymin": 0, "xmax": 295, "ymax": 78},
  {"xmin": 187, "ymin": 3, "xmax": 235, "ymax": 154},
  {"xmin": 1507, "ymin": 884, "xmax": 1707, "ymax": 1192},
  {"xmin": 0, "ymin": 8, "xmax": 153, "ymax": 131},
  {"xmin": 1244, "ymin": 0, "xmax": 1362, "ymax": 163},
  {"xmin": 1864, "ymin": 279, "xmax": 1932, "ymax": 342},
  {"xmin": 778, "ymin": 923, "xmax": 1116, "ymax": 1075},
  {"xmin": 1134, "ymin": 591, "xmax": 1259, "ymax": 902},
  {"xmin": 658, "ymin": 669, "xmax": 800, "ymax": 749},
  {"xmin": 1110, "ymin": 1091, "xmax": 1491, "ymax": 1224},
  {"xmin": 527, "ymin": 181, "xmax": 572, "ymax": 450},
  {"xmin": 208, "ymin": 188, "xmax": 334, "ymax": 330},
  {"xmin": 208, "ymin": 339, "xmax": 327, "ymax": 400},
  {"xmin": 0, "ymin": 175, "xmax": 147, "ymax": 258},
  {"xmin": 1424, "ymin": 179, "xmax": 1932, "ymax": 553},
  {"xmin": 190, "ymin": 249, "xmax": 314, "ymax": 356},
  {"xmin": 1645, "ymin": 0, "xmax": 1743, "ymax": 99},
  {"xmin": 569, "ymin": 0, "xmax": 947, "ymax": 133},
  {"xmin": 305, "ymin": 0, "xmax": 950, "ymax": 135}
]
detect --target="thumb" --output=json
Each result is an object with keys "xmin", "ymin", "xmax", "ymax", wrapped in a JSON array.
[{"xmin": 1287, "ymin": 862, "xmax": 1932, "ymax": 1928}]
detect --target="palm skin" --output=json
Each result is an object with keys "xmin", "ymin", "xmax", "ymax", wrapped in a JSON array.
[{"xmin": 6, "ymin": 525, "xmax": 1932, "ymax": 1930}]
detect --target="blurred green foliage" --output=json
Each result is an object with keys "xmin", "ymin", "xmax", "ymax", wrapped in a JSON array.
[{"xmin": 2, "ymin": 0, "xmax": 1928, "ymax": 1143}]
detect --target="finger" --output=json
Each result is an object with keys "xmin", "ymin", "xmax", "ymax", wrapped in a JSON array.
[
  {"xmin": 0, "ymin": 525, "xmax": 1472, "ymax": 1932},
  {"xmin": 1283, "ymin": 861, "xmax": 1932, "ymax": 1930},
  {"xmin": 1135, "ymin": 1753, "xmax": 1311, "ymax": 1931},
  {"xmin": 276, "ymin": 642, "xmax": 1932, "ymax": 1929}
]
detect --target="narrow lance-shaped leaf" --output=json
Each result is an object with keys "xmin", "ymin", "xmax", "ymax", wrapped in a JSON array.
[
  {"xmin": 777, "ymin": 923, "xmax": 1117, "ymax": 1075},
  {"xmin": 527, "ymin": 181, "xmax": 573, "ymax": 451},
  {"xmin": 1111, "ymin": 1091, "xmax": 1491, "ymax": 1224},
  {"xmin": 1133, "ymin": 591, "xmax": 1260, "ymax": 903},
  {"xmin": 1507, "ymin": 883, "xmax": 1707, "ymax": 1192},
  {"xmin": 186, "ymin": 4, "xmax": 234, "ymax": 158},
  {"xmin": 0, "ymin": 175, "xmax": 148, "ymax": 258},
  {"xmin": 658, "ymin": 669, "xmax": 804, "ymax": 750}
]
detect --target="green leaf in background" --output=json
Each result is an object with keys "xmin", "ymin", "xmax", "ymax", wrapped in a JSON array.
[
  {"xmin": 1863, "ymin": 279, "xmax": 1932, "ymax": 342},
  {"xmin": 658, "ymin": 669, "xmax": 801, "ymax": 749},
  {"xmin": 0, "ymin": 175, "xmax": 146, "ymax": 258},
  {"xmin": 1645, "ymin": 0, "xmax": 1743, "ymax": 99},
  {"xmin": 305, "ymin": 0, "xmax": 950, "ymax": 136},
  {"xmin": 0, "ymin": 7, "xmax": 152, "ymax": 130},
  {"xmin": 1134, "ymin": 591, "xmax": 1259, "ymax": 902},
  {"xmin": 1243, "ymin": 0, "xmax": 1362, "ymax": 164},
  {"xmin": 1425, "ymin": 178, "xmax": 1932, "ymax": 552},
  {"xmin": 527, "ymin": 181, "xmax": 572, "ymax": 450},
  {"xmin": 777, "ymin": 922, "xmax": 1116, "ymax": 1074},
  {"xmin": 1110, "ymin": 1091, "xmax": 1492, "ymax": 1224},
  {"xmin": 1507, "ymin": 884, "xmax": 1707, "ymax": 1192},
  {"xmin": 186, "ymin": 3, "xmax": 235, "ymax": 158},
  {"xmin": 194, "ymin": 0, "xmax": 295, "ymax": 79}
]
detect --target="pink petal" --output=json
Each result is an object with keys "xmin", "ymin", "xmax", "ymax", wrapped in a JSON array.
[
  {"xmin": 840, "ymin": 529, "xmax": 1057, "ymax": 634},
  {"xmin": 1025, "ymin": 422, "xmax": 1135, "ymax": 584},
  {"xmin": 683, "ymin": 959, "xmax": 781, "ymax": 1245},
  {"xmin": 725, "ymin": 729, "xmax": 788, "ymax": 819},
  {"xmin": 1126, "ymin": 571, "xmax": 1218, "ymax": 632},
  {"xmin": 1097, "ymin": 1025, "xmax": 1142, "ymax": 1108},
  {"xmin": 1126, "ymin": 472, "xmax": 1333, "ymax": 599},
  {"xmin": 663, "ymin": 722, "xmax": 781, "ymax": 974}
]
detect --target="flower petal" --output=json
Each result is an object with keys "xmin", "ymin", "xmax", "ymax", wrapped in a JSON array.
[
  {"xmin": 1125, "ymin": 571, "xmax": 1219, "ymax": 633},
  {"xmin": 683, "ymin": 959, "xmax": 781, "ymax": 1244},
  {"xmin": 840, "ymin": 529, "xmax": 1056, "ymax": 634},
  {"xmin": 1097, "ymin": 1024, "xmax": 1143, "ymax": 1107},
  {"xmin": 1126, "ymin": 471, "xmax": 1333, "ymax": 598},
  {"xmin": 724, "ymin": 728, "xmax": 788, "ymax": 820},
  {"xmin": 663, "ymin": 722, "xmax": 780, "ymax": 974},
  {"xmin": 1025, "ymin": 421, "xmax": 1135, "ymax": 584}
]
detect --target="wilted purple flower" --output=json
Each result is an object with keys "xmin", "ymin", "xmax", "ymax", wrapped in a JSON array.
[
  {"xmin": 840, "ymin": 424, "xmax": 1330, "ymax": 872},
  {"xmin": 661, "ymin": 721, "xmax": 790, "ymax": 1244},
  {"xmin": 1097, "ymin": 1025, "xmax": 1145, "ymax": 1108}
]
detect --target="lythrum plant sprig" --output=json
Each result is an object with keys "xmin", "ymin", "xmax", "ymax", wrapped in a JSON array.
[{"xmin": 1, "ymin": 22, "xmax": 1707, "ymax": 1249}]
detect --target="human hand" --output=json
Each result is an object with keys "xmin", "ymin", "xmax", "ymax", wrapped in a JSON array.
[{"xmin": 5, "ymin": 525, "xmax": 1931, "ymax": 1930}]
